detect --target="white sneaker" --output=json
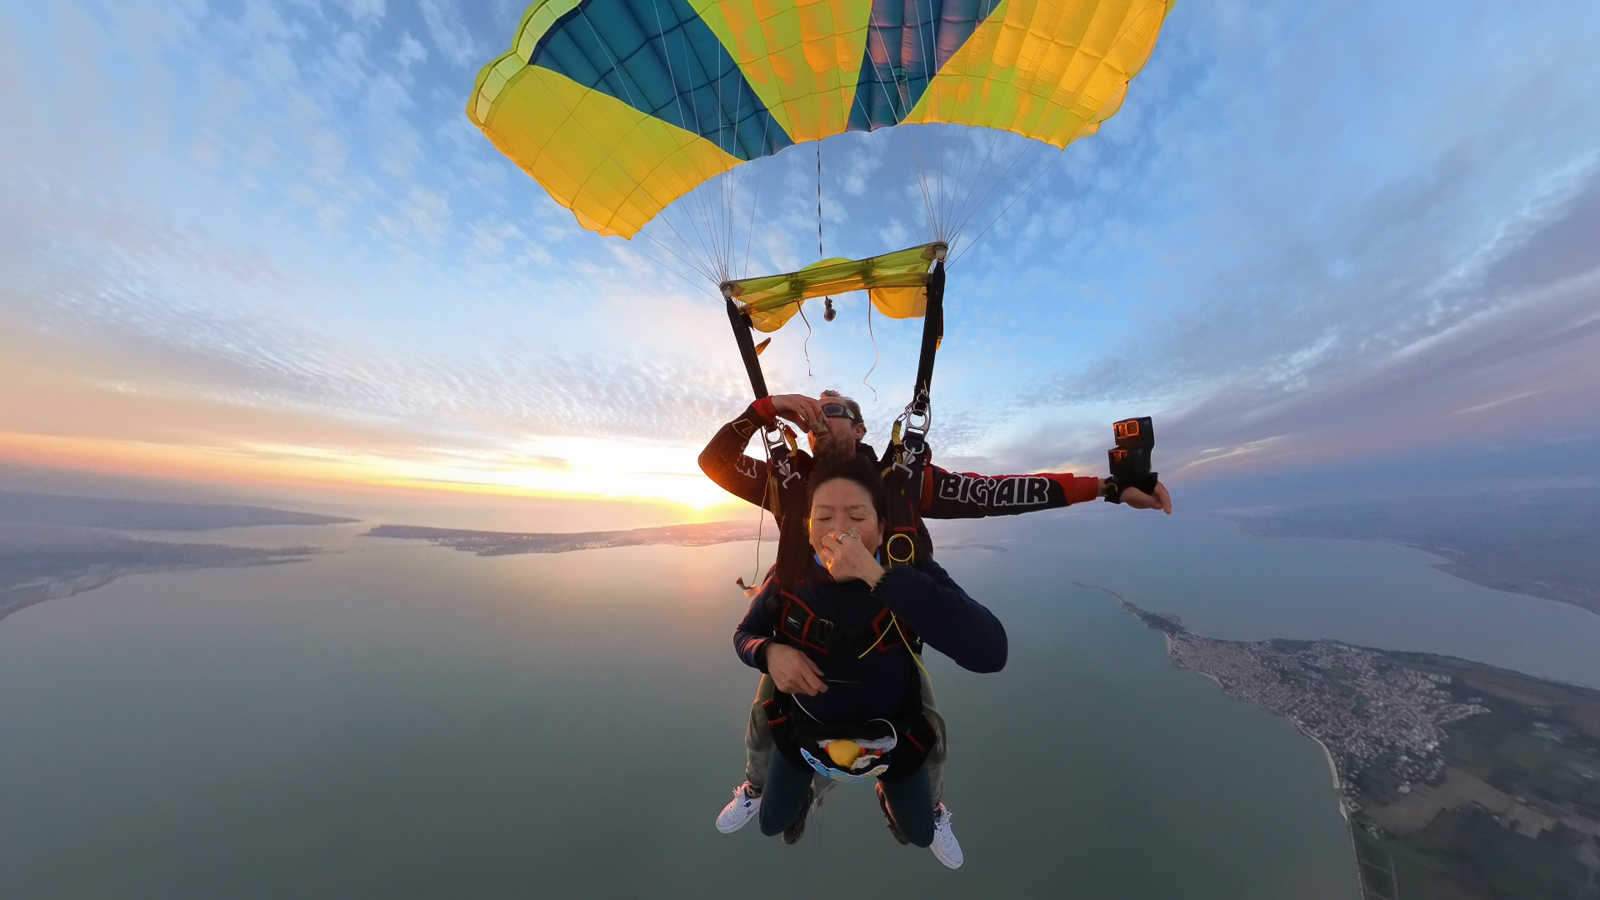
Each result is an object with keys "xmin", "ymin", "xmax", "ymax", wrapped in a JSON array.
[
  {"xmin": 930, "ymin": 804, "xmax": 963, "ymax": 869},
  {"xmin": 715, "ymin": 782, "xmax": 762, "ymax": 834}
]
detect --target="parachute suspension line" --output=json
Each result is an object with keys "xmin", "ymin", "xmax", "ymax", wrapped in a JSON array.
[
  {"xmin": 673, "ymin": 17, "xmax": 724, "ymax": 281},
  {"xmin": 655, "ymin": 189, "xmax": 716, "ymax": 283},
  {"xmin": 946, "ymin": 127, "xmax": 987, "ymax": 237},
  {"xmin": 639, "ymin": 230, "xmax": 719, "ymax": 292},
  {"xmin": 586, "ymin": 5, "xmax": 720, "ymax": 269},
  {"xmin": 951, "ymin": 150, "xmax": 1062, "ymax": 266},
  {"xmin": 924, "ymin": 18, "xmax": 954, "ymax": 239},
  {"xmin": 632, "ymin": 239, "xmax": 715, "ymax": 297},
  {"xmin": 908, "ymin": 3, "xmax": 941, "ymax": 236},
  {"xmin": 600, "ymin": 4, "xmax": 691, "ymax": 278},
  {"xmin": 716, "ymin": 49, "xmax": 745, "ymax": 280},
  {"xmin": 949, "ymin": 128, "xmax": 1006, "ymax": 244},
  {"xmin": 644, "ymin": 9, "xmax": 723, "ymax": 284},
  {"xmin": 910, "ymin": 130, "xmax": 939, "ymax": 242},
  {"xmin": 817, "ymin": 143, "xmax": 836, "ymax": 322},
  {"xmin": 720, "ymin": 62, "xmax": 739, "ymax": 280},
  {"xmin": 742, "ymin": 115, "xmax": 772, "ymax": 279},
  {"xmin": 859, "ymin": 47, "xmax": 936, "ymax": 240},
  {"xmin": 649, "ymin": 174, "xmax": 718, "ymax": 282},
  {"xmin": 946, "ymin": 137, "xmax": 1041, "ymax": 258},
  {"xmin": 704, "ymin": 35, "xmax": 726, "ymax": 275},
  {"xmin": 846, "ymin": 89, "xmax": 920, "ymax": 246},
  {"xmin": 729, "ymin": 159, "xmax": 739, "ymax": 277}
]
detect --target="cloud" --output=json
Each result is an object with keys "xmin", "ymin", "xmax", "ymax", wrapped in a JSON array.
[
  {"xmin": 418, "ymin": 0, "xmax": 479, "ymax": 68},
  {"xmin": 339, "ymin": 0, "xmax": 386, "ymax": 27},
  {"xmin": 242, "ymin": 1, "xmax": 298, "ymax": 41},
  {"xmin": 396, "ymin": 31, "xmax": 427, "ymax": 68}
]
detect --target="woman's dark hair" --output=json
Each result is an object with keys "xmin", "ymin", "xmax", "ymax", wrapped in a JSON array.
[
  {"xmin": 807, "ymin": 453, "xmax": 888, "ymax": 523},
  {"xmin": 776, "ymin": 454, "xmax": 887, "ymax": 589}
]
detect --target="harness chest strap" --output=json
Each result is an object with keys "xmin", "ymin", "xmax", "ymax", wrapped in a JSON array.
[{"xmin": 769, "ymin": 590, "xmax": 917, "ymax": 656}]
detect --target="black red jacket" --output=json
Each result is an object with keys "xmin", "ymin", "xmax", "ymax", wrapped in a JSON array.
[{"xmin": 698, "ymin": 398, "xmax": 1101, "ymax": 526}]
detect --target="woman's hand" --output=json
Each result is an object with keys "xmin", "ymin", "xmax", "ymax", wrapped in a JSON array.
[
  {"xmin": 767, "ymin": 642, "xmax": 828, "ymax": 696},
  {"xmin": 1120, "ymin": 481, "xmax": 1173, "ymax": 514},
  {"xmin": 818, "ymin": 531, "xmax": 886, "ymax": 588}
]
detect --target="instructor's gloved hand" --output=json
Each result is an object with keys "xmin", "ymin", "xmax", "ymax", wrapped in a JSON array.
[{"xmin": 768, "ymin": 643, "xmax": 828, "ymax": 696}]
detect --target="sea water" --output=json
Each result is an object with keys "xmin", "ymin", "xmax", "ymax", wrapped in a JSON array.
[{"xmin": 3, "ymin": 508, "xmax": 1594, "ymax": 897}]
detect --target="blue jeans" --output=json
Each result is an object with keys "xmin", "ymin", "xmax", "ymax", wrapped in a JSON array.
[{"xmin": 757, "ymin": 750, "xmax": 936, "ymax": 847}]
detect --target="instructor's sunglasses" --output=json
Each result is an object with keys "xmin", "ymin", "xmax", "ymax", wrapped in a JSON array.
[{"xmin": 820, "ymin": 402, "xmax": 862, "ymax": 424}]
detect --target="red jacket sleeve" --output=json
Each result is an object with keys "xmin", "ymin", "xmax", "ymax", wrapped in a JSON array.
[{"xmin": 922, "ymin": 464, "xmax": 1100, "ymax": 519}]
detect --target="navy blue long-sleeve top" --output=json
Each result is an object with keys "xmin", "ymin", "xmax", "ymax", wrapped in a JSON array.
[{"xmin": 734, "ymin": 558, "xmax": 1007, "ymax": 725}]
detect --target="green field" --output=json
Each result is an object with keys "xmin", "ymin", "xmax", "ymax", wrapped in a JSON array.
[{"xmin": 1354, "ymin": 654, "xmax": 1600, "ymax": 900}]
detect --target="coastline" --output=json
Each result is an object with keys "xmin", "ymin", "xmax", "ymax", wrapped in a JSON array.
[
  {"xmin": 1166, "ymin": 632, "xmax": 1344, "ymax": 803},
  {"xmin": 1167, "ymin": 633, "xmax": 1225, "ymax": 689},
  {"xmin": 1300, "ymin": 726, "xmax": 1344, "ymax": 799},
  {"xmin": 1112, "ymin": 584, "xmax": 1600, "ymax": 898},
  {"xmin": 1111, "ymin": 584, "xmax": 1348, "ymax": 822}
]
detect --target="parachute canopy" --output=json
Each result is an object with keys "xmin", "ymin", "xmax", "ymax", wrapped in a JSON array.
[{"xmin": 469, "ymin": 0, "xmax": 1176, "ymax": 239}]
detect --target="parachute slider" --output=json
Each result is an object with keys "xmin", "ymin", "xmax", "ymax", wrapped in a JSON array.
[{"xmin": 721, "ymin": 243, "xmax": 947, "ymax": 334}]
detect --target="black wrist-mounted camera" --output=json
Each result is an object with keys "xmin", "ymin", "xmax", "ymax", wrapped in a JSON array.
[{"xmin": 1105, "ymin": 416, "xmax": 1158, "ymax": 503}]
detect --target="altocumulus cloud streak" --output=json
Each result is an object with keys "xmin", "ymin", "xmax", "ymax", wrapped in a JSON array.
[{"xmin": 0, "ymin": 0, "xmax": 1596, "ymax": 504}]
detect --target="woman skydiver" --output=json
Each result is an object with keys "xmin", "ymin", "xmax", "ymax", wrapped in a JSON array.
[{"xmin": 731, "ymin": 453, "xmax": 1007, "ymax": 861}]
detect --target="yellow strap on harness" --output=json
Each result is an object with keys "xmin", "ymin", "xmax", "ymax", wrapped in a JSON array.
[{"xmin": 854, "ymin": 611, "xmax": 933, "ymax": 686}]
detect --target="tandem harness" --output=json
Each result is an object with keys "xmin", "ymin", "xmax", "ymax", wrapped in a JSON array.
[
  {"xmin": 761, "ymin": 660, "xmax": 938, "ymax": 784},
  {"xmin": 758, "ymin": 585, "xmax": 935, "ymax": 783}
]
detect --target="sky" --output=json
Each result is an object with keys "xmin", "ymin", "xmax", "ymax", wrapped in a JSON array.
[{"xmin": 2, "ymin": 0, "xmax": 1597, "ymax": 525}]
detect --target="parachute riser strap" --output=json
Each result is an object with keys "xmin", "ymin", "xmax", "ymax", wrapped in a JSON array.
[
  {"xmin": 724, "ymin": 295, "xmax": 769, "ymax": 400},
  {"xmin": 908, "ymin": 259, "xmax": 946, "ymax": 424},
  {"xmin": 880, "ymin": 432, "xmax": 928, "ymax": 569}
]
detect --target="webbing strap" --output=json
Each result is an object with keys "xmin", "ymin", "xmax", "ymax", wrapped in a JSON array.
[
  {"xmin": 774, "ymin": 592, "xmax": 908, "ymax": 656},
  {"xmin": 881, "ymin": 431, "xmax": 932, "ymax": 568},
  {"xmin": 909, "ymin": 260, "xmax": 945, "ymax": 417},
  {"xmin": 725, "ymin": 296, "xmax": 769, "ymax": 400}
]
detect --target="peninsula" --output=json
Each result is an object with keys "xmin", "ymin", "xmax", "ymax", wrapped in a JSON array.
[
  {"xmin": 1111, "ymin": 589, "xmax": 1600, "ymax": 899},
  {"xmin": 364, "ymin": 520, "xmax": 758, "ymax": 555},
  {"xmin": 0, "ymin": 524, "xmax": 318, "ymax": 625}
]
